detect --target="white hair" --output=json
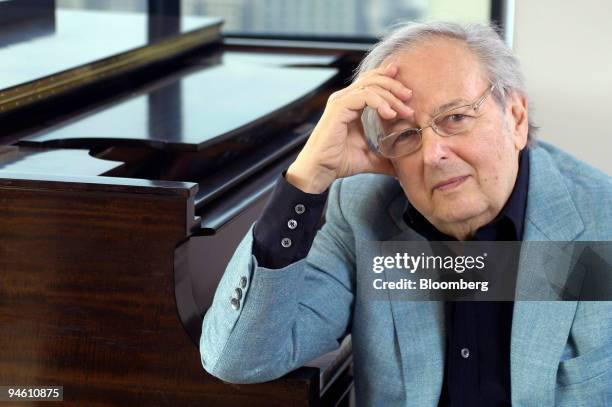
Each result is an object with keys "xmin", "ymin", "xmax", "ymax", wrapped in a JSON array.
[{"xmin": 355, "ymin": 21, "xmax": 537, "ymax": 146}]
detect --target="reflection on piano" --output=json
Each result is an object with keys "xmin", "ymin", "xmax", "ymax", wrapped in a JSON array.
[{"xmin": 0, "ymin": 3, "xmax": 366, "ymax": 406}]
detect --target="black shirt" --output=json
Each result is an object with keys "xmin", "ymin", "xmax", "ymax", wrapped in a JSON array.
[
  {"xmin": 406, "ymin": 149, "xmax": 529, "ymax": 407},
  {"xmin": 253, "ymin": 149, "xmax": 530, "ymax": 407}
]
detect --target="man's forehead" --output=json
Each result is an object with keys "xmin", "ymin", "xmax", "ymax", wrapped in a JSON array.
[{"xmin": 382, "ymin": 37, "xmax": 487, "ymax": 99}]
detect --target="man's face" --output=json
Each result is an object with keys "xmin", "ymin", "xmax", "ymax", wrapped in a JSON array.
[{"xmin": 381, "ymin": 37, "xmax": 529, "ymax": 238}]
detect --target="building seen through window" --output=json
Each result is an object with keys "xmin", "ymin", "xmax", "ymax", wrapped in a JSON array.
[{"xmin": 58, "ymin": 0, "xmax": 493, "ymax": 41}]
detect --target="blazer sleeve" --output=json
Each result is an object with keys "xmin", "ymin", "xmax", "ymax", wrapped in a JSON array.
[{"xmin": 200, "ymin": 179, "xmax": 355, "ymax": 383}]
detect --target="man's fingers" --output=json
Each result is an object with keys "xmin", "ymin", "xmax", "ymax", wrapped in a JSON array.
[
  {"xmin": 355, "ymin": 75, "xmax": 412, "ymax": 101},
  {"xmin": 386, "ymin": 63, "xmax": 398, "ymax": 77},
  {"xmin": 325, "ymin": 63, "xmax": 413, "ymax": 130},
  {"xmin": 339, "ymin": 85, "xmax": 413, "ymax": 120},
  {"xmin": 360, "ymin": 88, "xmax": 398, "ymax": 120},
  {"xmin": 363, "ymin": 85, "xmax": 413, "ymax": 118},
  {"xmin": 332, "ymin": 87, "xmax": 393, "ymax": 119},
  {"xmin": 358, "ymin": 62, "xmax": 398, "ymax": 80},
  {"xmin": 331, "ymin": 63, "xmax": 412, "ymax": 116}
]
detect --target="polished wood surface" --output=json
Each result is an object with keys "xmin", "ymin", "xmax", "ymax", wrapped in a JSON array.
[
  {"xmin": 0, "ymin": 148, "xmax": 120, "ymax": 176},
  {"xmin": 0, "ymin": 103, "xmax": 352, "ymax": 406},
  {"xmin": 0, "ymin": 5, "xmax": 359, "ymax": 404},
  {"xmin": 22, "ymin": 52, "xmax": 337, "ymax": 149},
  {"xmin": 0, "ymin": 174, "xmax": 346, "ymax": 406}
]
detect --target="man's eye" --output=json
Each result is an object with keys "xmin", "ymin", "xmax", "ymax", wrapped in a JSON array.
[
  {"xmin": 395, "ymin": 130, "xmax": 418, "ymax": 143},
  {"xmin": 448, "ymin": 114, "xmax": 467, "ymax": 122}
]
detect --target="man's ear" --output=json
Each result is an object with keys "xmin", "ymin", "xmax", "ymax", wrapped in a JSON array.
[{"xmin": 507, "ymin": 91, "xmax": 529, "ymax": 150}]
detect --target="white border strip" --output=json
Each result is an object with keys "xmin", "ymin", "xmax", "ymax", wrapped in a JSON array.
[{"xmin": 504, "ymin": 0, "xmax": 516, "ymax": 48}]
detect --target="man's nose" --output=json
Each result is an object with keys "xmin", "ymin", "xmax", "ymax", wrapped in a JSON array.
[{"xmin": 421, "ymin": 127, "xmax": 449, "ymax": 166}]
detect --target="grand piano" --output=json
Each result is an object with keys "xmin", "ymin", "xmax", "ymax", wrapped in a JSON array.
[{"xmin": 0, "ymin": 1, "xmax": 364, "ymax": 405}]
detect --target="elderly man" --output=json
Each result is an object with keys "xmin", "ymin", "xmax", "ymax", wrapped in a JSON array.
[{"xmin": 200, "ymin": 22, "xmax": 611, "ymax": 406}]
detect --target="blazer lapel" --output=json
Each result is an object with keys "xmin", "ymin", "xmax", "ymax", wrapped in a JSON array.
[
  {"xmin": 382, "ymin": 191, "xmax": 446, "ymax": 405},
  {"xmin": 511, "ymin": 145, "xmax": 585, "ymax": 405},
  {"xmin": 383, "ymin": 263, "xmax": 446, "ymax": 405}
]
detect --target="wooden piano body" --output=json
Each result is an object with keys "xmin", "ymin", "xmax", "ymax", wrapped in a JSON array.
[{"xmin": 0, "ymin": 4, "xmax": 364, "ymax": 406}]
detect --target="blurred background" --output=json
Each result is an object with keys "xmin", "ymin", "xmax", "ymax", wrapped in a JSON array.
[
  {"xmin": 57, "ymin": 0, "xmax": 492, "ymax": 38},
  {"xmin": 54, "ymin": 0, "xmax": 611, "ymax": 174},
  {"xmin": 513, "ymin": 0, "xmax": 612, "ymax": 175}
]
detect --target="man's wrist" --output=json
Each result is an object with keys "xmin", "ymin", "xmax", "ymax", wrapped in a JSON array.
[{"xmin": 286, "ymin": 161, "xmax": 332, "ymax": 194}]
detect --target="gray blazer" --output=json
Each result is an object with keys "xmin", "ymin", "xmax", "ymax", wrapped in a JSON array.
[{"xmin": 200, "ymin": 141, "xmax": 612, "ymax": 406}]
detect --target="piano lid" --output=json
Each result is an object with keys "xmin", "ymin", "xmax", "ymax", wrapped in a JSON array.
[
  {"xmin": 21, "ymin": 51, "xmax": 339, "ymax": 151},
  {"xmin": 0, "ymin": 147, "xmax": 120, "ymax": 176},
  {"xmin": 0, "ymin": 8, "xmax": 222, "ymax": 113}
]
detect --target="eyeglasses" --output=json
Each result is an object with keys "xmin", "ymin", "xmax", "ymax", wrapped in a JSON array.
[{"xmin": 377, "ymin": 85, "xmax": 495, "ymax": 158}]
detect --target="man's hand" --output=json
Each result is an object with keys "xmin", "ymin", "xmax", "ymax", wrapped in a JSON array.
[{"xmin": 287, "ymin": 63, "xmax": 414, "ymax": 194}]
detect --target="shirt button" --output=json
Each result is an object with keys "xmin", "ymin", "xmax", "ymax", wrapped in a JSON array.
[
  {"xmin": 287, "ymin": 219, "xmax": 298, "ymax": 229},
  {"xmin": 461, "ymin": 348, "xmax": 470, "ymax": 359},
  {"xmin": 281, "ymin": 237, "xmax": 292, "ymax": 248},
  {"xmin": 233, "ymin": 287, "xmax": 243, "ymax": 301},
  {"xmin": 230, "ymin": 297, "xmax": 240, "ymax": 310},
  {"xmin": 294, "ymin": 204, "xmax": 306, "ymax": 214},
  {"xmin": 239, "ymin": 276, "xmax": 247, "ymax": 288}
]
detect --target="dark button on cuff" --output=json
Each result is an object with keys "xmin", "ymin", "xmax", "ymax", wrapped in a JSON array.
[
  {"xmin": 287, "ymin": 219, "xmax": 298, "ymax": 229},
  {"xmin": 461, "ymin": 348, "xmax": 470, "ymax": 359},
  {"xmin": 281, "ymin": 237, "xmax": 292, "ymax": 248}
]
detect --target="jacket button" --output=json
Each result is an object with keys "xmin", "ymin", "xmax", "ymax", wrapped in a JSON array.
[
  {"xmin": 461, "ymin": 348, "xmax": 470, "ymax": 359},
  {"xmin": 294, "ymin": 204, "xmax": 305, "ymax": 214},
  {"xmin": 239, "ymin": 276, "xmax": 247, "ymax": 288},
  {"xmin": 233, "ymin": 287, "xmax": 243, "ymax": 301},
  {"xmin": 281, "ymin": 237, "xmax": 292, "ymax": 248},
  {"xmin": 230, "ymin": 297, "xmax": 240, "ymax": 310},
  {"xmin": 287, "ymin": 219, "xmax": 298, "ymax": 229}
]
